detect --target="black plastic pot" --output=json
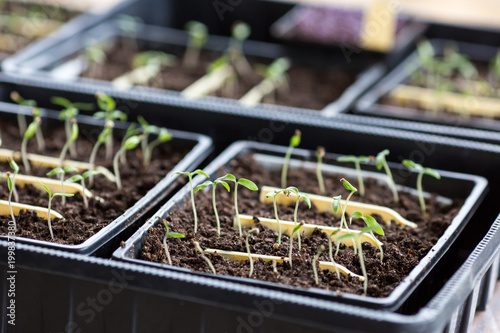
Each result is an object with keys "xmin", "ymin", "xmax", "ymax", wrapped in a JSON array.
[
  {"xmin": 354, "ymin": 39, "xmax": 500, "ymax": 132},
  {"xmin": 0, "ymin": 213, "xmax": 497, "ymax": 332},
  {"xmin": 1, "ymin": 0, "xmax": 136, "ymax": 71},
  {"xmin": 112, "ymin": 140, "xmax": 487, "ymax": 311},
  {"xmin": 4, "ymin": 19, "xmax": 386, "ymax": 117},
  {"xmin": 0, "ymin": 102, "xmax": 213, "ymax": 256}
]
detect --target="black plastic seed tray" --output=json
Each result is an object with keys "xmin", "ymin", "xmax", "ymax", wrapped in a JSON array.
[
  {"xmin": 112, "ymin": 140, "xmax": 488, "ymax": 311},
  {"xmin": 0, "ymin": 101, "xmax": 213, "ymax": 256},
  {"xmin": 1, "ymin": 0, "xmax": 136, "ymax": 71},
  {"xmin": 0, "ymin": 213, "xmax": 498, "ymax": 332},
  {"xmin": 353, "ymin": 39, "xmax": 500, "ymax": 132},
  {"xmin": 3, "ymin": 18, "xmax": 386, "ymax": 117}
]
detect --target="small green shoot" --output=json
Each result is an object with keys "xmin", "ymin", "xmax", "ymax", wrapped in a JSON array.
[
  {"xmin": 120, "ymin": 123, "xmax": 141, "ymax": 164},
  {"xmin": 224, "ymin": 175, "xmax": 258, "ymax": 237},
  {"xmin": 402, "ymin": 160, "xmax": 441, "ymax": 215},
  {"xmin": 46, "ymin": 166, "xmax": 78, "ymax": 205},
  {"xmin": 228, "ymin": 21, "xmax": 252, "ymax": 74},
  {"xmin": 281, "ymin": 129, "xmax": 301, "ymax": 188},
  {"xmin": 66, "ymin": 170, "xmax": 102, "ymax": 208},
  {"xmin": 239, "ymin": 57, "xmax": 291, "ymax": 106},
  {"xmin": 316, "ymin": 146, "xmax": 326, "ymax": 194},
  {"xmin": 8, "ymin": 159, "xmax": 19, "ymax": 202},
  {"xmin": 88, "ymin": 120, "xmax": 114, "ymax": 186},
  {"xmin": 183, "ymin": 21, "xmax": 208, "ymax": 68},
  {"xmin": 6, "ymin": 171, "xmax": 16, "ymax": 231},
  {"xmin": 37, "ymin": 180, "xmax": 74, "ymax": 240},
  {"xmin": 339, "ymin": 178, "xmax": 358, "ymax": 231},
  {"xmin": 337, "ymin": 224, "xmax": 384, "ymax": 295},
  {"xmin": 94, "ymin": 92, "xmax": 127, "ymax": 162},
  {"xmin": 138, "ymin": 116, "xmax": 173, "ymax": 166},
  {"xmin": 288, "ymin": 187, "xmax": 310, "ymax": 250},
  {"xmin": 246, "ymin": 228, "xmax": 260, "ymax": 277},
  {"xmin": 117, "ymin": 14, "xmax": 143, "ymax": 51},
  {"xmin": 337, "ymin": 155, "xmax": 371, "ymax": 197},
  {"xmin": 58, "ymin": 118, "xmax": 78, "ymax": 167},
  {"xmin": 162, "ymin": 220, "xmax": 185, "ymax": 265},
  {"xmin": 313, "ymin": 245, "xmax": 325, "ymax": 285},
  {"xmin": 374, "ymin": 149, "xmax": 399, "ymax": 203},
  {"xmin": 288, "ymin": 221, "xmax": 304, "ymax": 268},
  {"xmin": 20, "ymin": 116, "xmax": 40, "ymax": 174},
  {"xmin": 113, "ymin": 135, "xmax": 142, "ymax": 190},
  {"xmin": 10, "ymin": 91, "xmax": 36, "ymax": 137},
  {"xmin": 350, "ymin": 211, "xmax": 385, "ymax": 260},
  {"xmin": 31, "ymin": 108, "xmax": 45, "ymax": 152},
  {"xmin": 173, "ymin": 170, "xmax": 209, "ymax": 233},
  {"xmin": 193, "ymin": 241, "xmax": 216, "ymax": 274},
  {"xmin": 265, "ymin": 186, "xmax": 297, "ymax": 245},
  {"xmin": 51, "ymin": 96, "xmax": 93, "ymax": 158},
  {"xmin": 194, "ymin": 174, "xmax": 232, "ymax": 236}
]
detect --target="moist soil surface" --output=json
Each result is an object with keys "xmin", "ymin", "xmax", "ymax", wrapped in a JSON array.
[
  {"xmin": 81, "ymin": 40, "xmax": 356, "ymax": 110},
  {"xmin": 140, "ymin": 154, "xmax": 464, "ymax": 297},
  {"xmin": 0, "ymin": 118, "xmax": 190, "ymax": 245}
]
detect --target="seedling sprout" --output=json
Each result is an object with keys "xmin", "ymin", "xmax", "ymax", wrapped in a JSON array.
[
  {"xmin": 313, "ymin": 245, "xmax": 325, "ymax": 285},
  {"xmin": 37, "ymin": 180, "xmax": 74, "ymax": 240},
  {"xmin": 20, "ymin": 116, "xmax": 41, "ymax": 174},
  {"xmin": 374, "ymin": 149, "xmax": 399, "ymax": 203},
  {"xmin": 120, "ymin": 123, "xmax": 141, "ymax": 164},
  {"xmin": 94, "ymin": 92, "xmax": 127, "ymax": 161},
  {"xmin": 183, "ymin": 21, "xmax": 208, "ymax": 68},
  {"xmin": 288, "ymin": 222, "xmax": 304, "ymax": 268},
  {"xmin": 58, "ymin": 118, "xmax": 78, "ymax": 167},
  {"xmin": 138, "ymin": 116, "xmax": 173, "ymax": 166},
  {"xmin": 350, "ymin": 211, "xmax": 385, "ymax": 260},
  {"xmin": 51, "ymin": 96, "xmax": 93, "ymax": 158},
  {"xmin": 46, "ymin": 166, "xmax": 78, "ymax": 205},
  {"xmin": 289, "ymin": 187, "xmax": 311, "ymax": 250},
  {"xmin": 10, "ymin": 91, "xmax": 36, "ymax": 137},
  {"xmin": 265, "ymin": 186, "xmax": 297, "ymax": 245},
  {"xmin": 66, "ymin": 170, "xmax": 102, "ymax": 208},
  {"xmin": 117, "ymin": 14, "xmax": 143, "ymax": 51},
  {"xmin": 337, "ymin": 155, "xmax": 371, "ymax": 197},
  {"xmin": 228, "ymin": 21, "xmax": 252, "ymax": 74},
  {"xmin": 337, "ymin": 221, "xmax": 384, "ymax": 295},
  {"xmin": 246, "ymin": 228, "xmax": 259, "ymax": 277},
  {"xmin": 6, "ymin": 171, "xmax": 16, "ymax": 231},
  {"xmin": 113, "ymin": 135, "xmax": 142, "ymax": 190},
  {"xmin": 31, "ymin": 108, "xmax": 45, "ymax": 152},
  {"xmin": 239, "ymin": 57, "xmax": 291, "ymax": 107},
  {"xmin": 162, "ymin": 220, "xmax": 185, "ymax": 265},
  {"xmin": 193, "ymin": 241, "xmax": 216, "ymax": 274},
  {"xmin": 316, "ymin": 146, "xmax": 326, "ymax": 194},
  {"xmin": 225, "ymin": 175, "xmax": 258, "ymax": 236},
  {"xmin": 8, "ymin": 159, "xmax": 19, "ymax": 202},
  {"xmin": 173, "ymin": 170, "xmax": 209, "ymax": 233},
  {"xmin": 281, "ymin": 129, "xmax": 301, "ymax": 188},
  {"xmin": 88, "ymin": 120, "xmax": 114, "ymax": 186},
  {"xmin": 402, "ymin": 160, "xmax": 441, "ymax": 215},
  {"xmin": 194, "ymin": 174, "xmax": 232, "ymax": 236}
]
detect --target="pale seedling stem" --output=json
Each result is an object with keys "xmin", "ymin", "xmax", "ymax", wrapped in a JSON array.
[
  {"xmin": 281, "ymin": 129, "xmax": 301, "ymax": 188},
  {"xmin": 313, "ymin": 245, "xmax": 325, "ymax": 285},
  {"xmin": 193, "ymin": 241, "xmax": 216, "ymax": 274}
]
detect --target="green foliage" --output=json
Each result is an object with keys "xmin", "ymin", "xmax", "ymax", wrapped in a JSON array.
[
  {"xmin": 374, "ymin": 149, "xmax": 399, "ymax": 203},
  {"xmin": 173, "ymin": 170, "xmax": 209, "ymax": 233},
  {"xmin": 281, "ymin": 129, "xmax": 301, "ymax": 188},
  {"xmin": 185, "ymin": 21, "xmax": 208, "ymax": 48},
  {"xmin": 402, "ymin": 160, "xmax": 441, "ymax": 215},
  {"xmin": 162, "ymin": 220, "xmax": 185, "ymax": 265}
]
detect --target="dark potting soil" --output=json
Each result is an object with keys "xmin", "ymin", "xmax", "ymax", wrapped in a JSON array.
[
  {"xmin": 81, "ymin": 40, "xmax": 356, "ymax": 110},
  {"xmin": 140, "ymin": 153, "xmax": 463, "ymax": 297},
  {"xmin": 0, "ymin": 119, "xmax": 190, "ymax": 244}
]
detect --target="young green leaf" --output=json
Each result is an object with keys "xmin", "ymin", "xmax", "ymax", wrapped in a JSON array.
[
  {"xmin": 332, "ymin": 195, "xmax": 341, "ymax": 214},
  {"xmin": 167, "ymin": 232, "xmax": 185, "ymax": 238},
  {"xmin": 218, "ymin": 173, "xmax": 236, "ymax": 182},
  {"xmin": 238, "ymin": 178, "xmax": 258, "ymax": 191},
  {"xmin": 24, "ymin": 120, "xmax": 39, "ymax": 140},
  {"xmin": 37, "ymin": 180, "xmax": 52, "ymax": 197},
  {"xmin": 67, "ymin": 175, "xmax": 84, "ymax": 183},
  {"xmin": 341, "ymin": 178, "xmax": 357, "ymax": 192},
  {"xmin": 363, "ymin": 215, "xmax": 384, "ymax": 236},
  {"xmin": 9, "ymin": 159, "xmax": 19, "ymax": 173},
  {"xmin": 47, "ymin": 167, "xmax": 64, "ymax": 176},
  {"xmin": 194, "ymin": 180, "xmax": 212, "ymax": 193},
  {"xmin": 424, "ymin": 168, "xmax": 441, "ymax": 179},
  {"xmin": 124, "ymin": 136, "xmax": 141, "ymax": 150},
  {"xmin": 290, "ymin": 129, "xmax": 301, "ymax": 147},
  {"xmin": 232, "ymin": 21, "xmax": 251, "ymax": 41},
  {"xmin": 82, "ymin": 170, "xmax": 102, "ymax": 179},
  {"xmin": 192, "ymin": 169, "xmax": 210, "ymax": 178}
]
